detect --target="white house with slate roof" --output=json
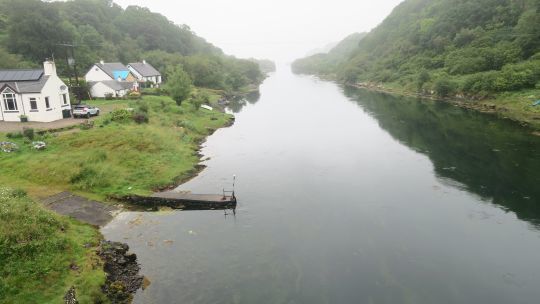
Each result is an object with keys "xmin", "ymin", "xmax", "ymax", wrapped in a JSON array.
[
  {"xmin": 85, "ymin": 61, "xmax": 138, "ymax": 98},
  {"xmin": 127, "ymin": 60, "xmax": 162, "ymax": 87},
  {"xmin": 0, "ymin": 61, "xmax": 71, "ymax": 122}
]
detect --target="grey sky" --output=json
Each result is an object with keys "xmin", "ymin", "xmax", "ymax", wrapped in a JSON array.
[{"xmin": 113, "ymin": 0, "xmax": 403, "ymax": 63}]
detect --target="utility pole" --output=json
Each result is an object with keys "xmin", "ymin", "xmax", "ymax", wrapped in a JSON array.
[{"xmin": 56, "ymin": 43, "xmax": 82, "ymax": 103}]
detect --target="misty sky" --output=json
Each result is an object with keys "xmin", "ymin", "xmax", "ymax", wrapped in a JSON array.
[{"xmin": 113, "ymin": 0, "xmax": 403, "ymax": 63}]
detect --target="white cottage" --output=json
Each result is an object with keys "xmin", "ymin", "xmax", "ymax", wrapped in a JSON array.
[
  {"xmin": 0, "ymin": 61, "xmax": 71, "ymax": 122},
  {"xmin": 87, "ymin": 80, "xmax": 136, "ymax": 98},
  {"xmin": 85, "ymin": 61, "xmax": 137, "ymax": 98},
  {"xmin": 127, "ymin": 61, "xmax": 162, "ymax": 87}
]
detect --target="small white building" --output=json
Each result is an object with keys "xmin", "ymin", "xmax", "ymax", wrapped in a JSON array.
[
  {"xmin": 85, "ymin": 61, "xmax": 138, "ymax": 98},
  {"xmin": 127, "ymin": 61, "xmax": 162, "ymax": 87},
  {"xmin": 0, "ymin": 61, "xmax": 71, "ymax": 122},
  {"xmin": 87, "ymin": 80, "xmax": 137, "ymax": 98}
]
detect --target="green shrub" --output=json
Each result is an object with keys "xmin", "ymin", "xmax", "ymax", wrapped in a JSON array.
[
  {"xmin": 138, "ymin": 102, "xmax": 149, "ymax": 113},
  {"xmin": 141, "ymin": 88, "xmax": 163, "ymax": 96},
  {"xmin": 110, "ymin": 109, "xmax": 132, "ymax": 123},
  {"xmin": 22, "ymin": 127, "xmax": 34, "ymax": 140},
  {"xmin": 6, "ymin": 132, "xmax": 23, "ymax": 139},
  {"xmin": 104, "ymin": 93, "xmax": 114, "ymax": 100},
  {"xmin": 133, "ymin": 111, "xmax": 149, "ymax": 124},
  {"xmin": 434, "ymin": 78, "xmax": 457, "ymax": 97},
  {"xmin": 69, "ymin": 166, "xmax": 109, "ymax": 190}
]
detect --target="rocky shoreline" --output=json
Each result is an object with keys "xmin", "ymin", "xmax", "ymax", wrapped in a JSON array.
[{"xmin": 99, "ymin": 241, "xmax": 144, "ymax": 304}]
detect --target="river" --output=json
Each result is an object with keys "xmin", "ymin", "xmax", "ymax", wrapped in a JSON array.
[{"xmin": 102, "ymin": 66, "xmax": 540, "ymax": 304}]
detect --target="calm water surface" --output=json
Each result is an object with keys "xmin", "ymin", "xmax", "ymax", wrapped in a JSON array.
[{"xmin": 102, "ymin": 67, "xmax": 540, "ymax": 304}]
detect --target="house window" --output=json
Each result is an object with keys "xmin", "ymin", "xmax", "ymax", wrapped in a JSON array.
[
  {"xmin": 45, "ymin": 97, "xmax": 50, "ymax": 109},
  {"xmin": 2, "ymin": 88, "xmax": 18, "ymax": 111},
  {"xmin": 62, "ymin": 94, "xmax": 68, "ymax": 105},
  {"xmin": 30, "ymin": 98, "xmax": 38, "ymax": 110}
]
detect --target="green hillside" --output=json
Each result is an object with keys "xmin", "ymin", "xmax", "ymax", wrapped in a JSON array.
[
  {"xmin": 0, "ymin": 0, "xmax": 263, "ymax": 92},
  {"xmin": 292, "ymin": 32, "xmax": 367, "ymax": 75},
  {"xmin": 293, "ymin": 0, "xmax": 540, "ymax": 100}
]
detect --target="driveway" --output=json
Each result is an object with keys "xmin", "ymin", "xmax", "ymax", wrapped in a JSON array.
[
  {"xmin": 0, "ymin": 102, "xmax": 119, "ymax": 133},
  {"xmin": 0, "ymin": 116, "xmax": 100, "ymax": 133}
]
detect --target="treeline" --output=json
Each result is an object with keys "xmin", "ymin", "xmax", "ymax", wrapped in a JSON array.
[
  {"xmin": 292, "ymin": 33, "xmax": 366, "ymax": 75},
  {"xmin": 0, "ymin": 0, "xmax": 264, "ymax": 92},
  {"xmin": 249, "ymin": 58, "xmax": 277, "ymax": 74},
  {"xmin": 292, "ymin": 0, "xmax": 540, "ymax": 98}
]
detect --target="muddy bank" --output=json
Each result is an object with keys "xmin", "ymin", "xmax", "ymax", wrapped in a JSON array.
[{"xmin": 99, "ymin": 241, "xmax": 144, "ymax": 304}]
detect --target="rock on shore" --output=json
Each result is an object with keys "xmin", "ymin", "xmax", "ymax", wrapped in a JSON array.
[{"xmin": 99, "ymin": 241, "xmax": 143, "ymax": 303}]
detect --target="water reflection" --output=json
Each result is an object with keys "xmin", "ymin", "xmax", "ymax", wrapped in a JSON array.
[
  {"xmin": 226, "ymin": 90, "xmax": 261, "ymax": 113},
  {"xmin": 343, "ymin": 87, "xmax": 540, "ymax": 227},
  {"xmin": 103, "ymin": 70, "xmax": 540, "ymax": 304}
]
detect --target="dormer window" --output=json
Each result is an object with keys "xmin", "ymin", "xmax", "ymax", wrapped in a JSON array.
[{"xmin": 2, "ymin": 88, "xmax": 18, "ymax": 111}]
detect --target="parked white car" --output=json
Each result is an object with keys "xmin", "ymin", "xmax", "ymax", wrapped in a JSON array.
[{"xmin": 73, "ymin": 105, "xmax": 100, "ymax": 118}]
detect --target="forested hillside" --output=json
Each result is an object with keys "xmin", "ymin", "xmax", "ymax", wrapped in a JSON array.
[
  {"xmin": 292, "ymin": 33, "xmax": 367, "ymax": 75},
  {"xmin": 0, "ymin": 0, "xmax": 263, "ymax": 92},
  {"xmin": 293, "ymin": 0, "xmax": 540, "ymax": 99}
]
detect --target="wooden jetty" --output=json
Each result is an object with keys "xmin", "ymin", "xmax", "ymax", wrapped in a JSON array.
[{"xmin": 122, "ymin": 191, "xmax": 237, "ymax": 211}]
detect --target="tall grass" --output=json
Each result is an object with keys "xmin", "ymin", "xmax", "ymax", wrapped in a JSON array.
[
  {"xmin": 0, "ymin": 95, "xmax": 232, "ymax": 199},
  {"xmin": 0, "ymin": 188, "xmax": 107, "ymax": 303}
]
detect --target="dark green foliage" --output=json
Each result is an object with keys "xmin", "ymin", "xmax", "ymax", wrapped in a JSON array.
[
  {"xmin": 165, "ymin": 66, "xmax": 192, "ymax": 105},
  {"xmin": 110, "ymin": 109, "xmax": 132, "ymax": 122},
  {"xmin": 22, "ymin": 128, "xmax": 34, "ymax": 140},
  {"xmin": 417, "ymin": 69, "xmax": 431, "ymax": 91},
  {"xmin": 0, "ymin": 0, "xmax": 263, "ymax": 92},
  {"xmin": 434, "ymin": 77, "xmax": 458, "ymax": 97},
  {"xmin": 293, "ymin": 0, "xmax": 540, "ymax": 97},
  {"xmin": 5, "ymin": 132, "xmax": 23, "ymax": 139},
  {"xmin": 132, "ymin": 111, "xmax": 149, "ymax": 124}
]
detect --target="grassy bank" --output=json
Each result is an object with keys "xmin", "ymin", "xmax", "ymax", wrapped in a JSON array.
[
  {"xmin": 0, "ymin": 188, "xmax": 106, "ymax": 303},
  {"xmin": 0, "ymin": 94, "xmax": 233, "ymax": 200}
]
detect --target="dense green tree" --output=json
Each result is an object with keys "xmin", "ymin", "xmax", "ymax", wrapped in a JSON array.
[
  {"xmin": 165, "ymin": 66, "xmax": 192, "ymax": 105},
  {"xmin": 0, "ymin": 48, "xmax": 35, "ymax": 69},
  {"xmin": 0, "ymin": 0, "xmax": 264, "ymax": 93},
  {"xmin": 6, "ymin": 0, "xmax": 73, "ymax": 62}
]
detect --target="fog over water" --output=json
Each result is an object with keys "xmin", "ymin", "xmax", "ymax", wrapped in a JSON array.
[{"xmin": 113, "ymin": 0, "xmax": 404, "ymax": 62}]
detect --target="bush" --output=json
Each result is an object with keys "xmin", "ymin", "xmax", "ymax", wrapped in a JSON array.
[
  {"xmin": 22, "ymin": 127, "xmax": 34, "ymax": 140},
  {"xmin": 434, "ymin": 78, "xmax": 457, "ymax": 97},
  {"xmin": 132, "ymin": 111, "xmax": 149, "ymax": 124},
  {"xmin": 104, "ymin": 93, "xmax": 114, "ymax": 100},
  {"xmin": 6, "ymin": 132, "xmax": 23, "ymax": 139},
  {"xmin": 141, "ymin": 88, "xmax": 163, "ymax": 96},
  {"xmin": 110, "ymin": 109, "xmax": 132, "ymax": 123},
  {"xmin": 138, "ymin": 102, "xmax": 149, "ymax": 113},
  {"xmin": 69, "ymin": 166, "xmax": 109, "ymax": 190}
]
